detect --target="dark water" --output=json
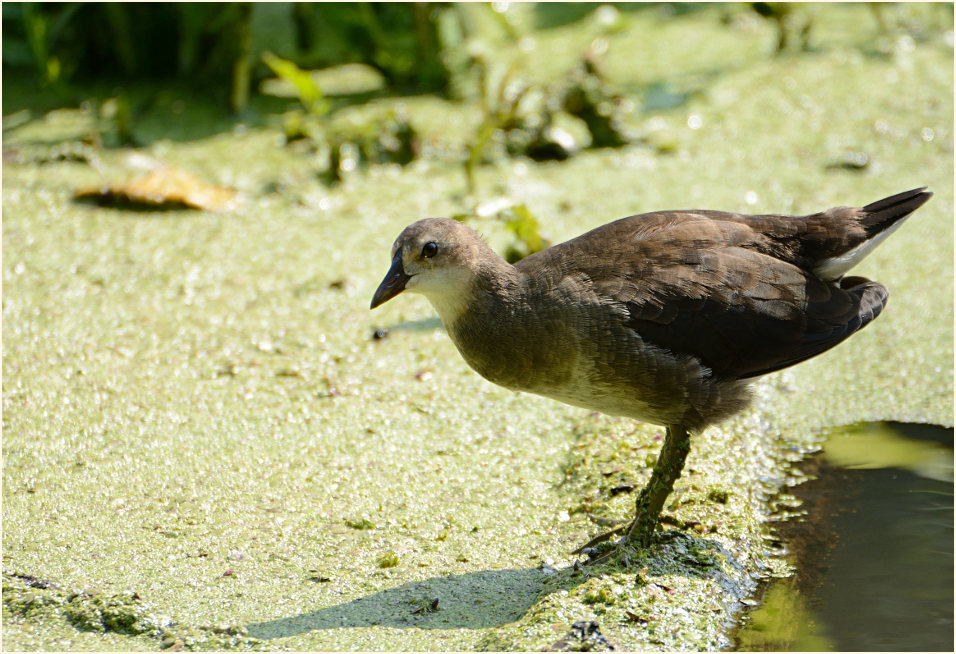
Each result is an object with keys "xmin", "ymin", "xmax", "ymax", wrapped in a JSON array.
[{"xmin": 735, "ymin": 422, "xmax": 954, "ymax": 651}]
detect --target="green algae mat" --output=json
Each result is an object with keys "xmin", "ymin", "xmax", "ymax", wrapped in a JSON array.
[{"xmin": 3, "ymin": 5, "xmax": 953, "ymax": 651}]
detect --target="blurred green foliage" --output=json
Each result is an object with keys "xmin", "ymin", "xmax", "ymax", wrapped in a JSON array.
[
  {"xmin": 502, "ymin": 204, "xmax": 552, "ymax": 263},
  {"xmin": 6, "ymin": 3, "xmax": 943, "ymax": 194},
  {"xmin": 259, "ymin": 50, "xmax": 419, "ymax": 183},
  {"xmin": 0, "ymin": 3, "xmax": 721, "ymax": 192},
  {"xmin": 261, "ymin": 51, "xmax": 331, "ymax": 118},
  {"xmin": 2, "ymin": 2, "xmax": 454, "ymax": 109}
]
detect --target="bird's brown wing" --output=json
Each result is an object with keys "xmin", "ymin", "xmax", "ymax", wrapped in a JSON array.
[
  {"xmin": 649, "ymin": 187, "xmax": 930, "ymax": 269},
  {"xmin": 617, "ymin": 253, "xmax": 887, "ymax": 379},
  {"xmin": 521, "ymin": 212, "xmax": 887, "ymax": 380}
]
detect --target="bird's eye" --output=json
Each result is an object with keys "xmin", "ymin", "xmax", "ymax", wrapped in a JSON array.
[{"xmin": 421, "ymin": 242, "xmax": 438, "ymax": 258}]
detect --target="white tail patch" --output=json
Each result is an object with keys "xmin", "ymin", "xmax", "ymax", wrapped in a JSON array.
[{"xmin": 813, "ymin": 218, "xmax": 908, "ymax": 280}]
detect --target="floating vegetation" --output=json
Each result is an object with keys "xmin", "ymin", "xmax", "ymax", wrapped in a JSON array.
[
  {"xmin": 377, "ymin": 551, "xmax": 400, "ymax": 568},
  {"xmin": 345, "ymin": 517, "xmax": 376, "ymax": 530}
]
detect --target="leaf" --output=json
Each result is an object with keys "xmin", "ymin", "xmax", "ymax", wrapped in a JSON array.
[
  {"xmin": 502, "ymin": 204, "xmax": 551, "ymax": 262},
  {"xmin": 261, "ymin": 51, "xmax": 329, "ymax": 117},
  {"xmin": 505, "ymin": 204, "xmax": 546, "ymax": 251},
  {"xmin": 74, "ymin": 168, "xmax": 237, "ymax": 212}
]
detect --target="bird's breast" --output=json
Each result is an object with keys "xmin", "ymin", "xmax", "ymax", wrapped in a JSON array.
[{"xmin": 447, "ymin": 302, "xmax": 579, "ymax": 394}]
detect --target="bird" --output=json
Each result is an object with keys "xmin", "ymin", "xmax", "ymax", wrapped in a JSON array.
[{"xmin": 370, "ymin": 187, "xmax": 932, "ymax": 560}]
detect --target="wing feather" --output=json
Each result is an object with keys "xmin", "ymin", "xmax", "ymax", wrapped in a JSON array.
[{"xmin": 518, "ymin": 211, "xmax": 888, "ymax": 380}]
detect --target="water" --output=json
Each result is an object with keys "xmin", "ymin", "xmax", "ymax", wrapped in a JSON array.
[{"xmin": 735, "ymin": 422, "xmax": 954, "ymax": 651}]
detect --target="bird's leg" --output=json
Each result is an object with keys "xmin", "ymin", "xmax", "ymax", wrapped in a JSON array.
[
  {"xmin": 573, "ymin": 424, "xmax": 692, "ymax": 562},
  {"xmin": 623, "ymin": 423, "xmax": 691, "ymax": 547}
]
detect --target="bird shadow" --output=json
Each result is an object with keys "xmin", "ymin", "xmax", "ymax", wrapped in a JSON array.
[
  {"xmin": 246, "ymin": 566, "xmax": 552, "ymax": 639},
  {"xmin": 246, "ymin": 532, "xmax": 742, "ymax": 640}
]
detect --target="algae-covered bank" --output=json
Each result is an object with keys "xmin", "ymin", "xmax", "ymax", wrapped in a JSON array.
[{"xmin": 3, "ymin": 4, "xmax": 953, "ymax": 651}]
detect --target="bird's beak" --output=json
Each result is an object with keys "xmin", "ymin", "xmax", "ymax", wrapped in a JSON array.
[{"xmin": 370, "ymin": 251, "xmax": 411, "ymax": 309}]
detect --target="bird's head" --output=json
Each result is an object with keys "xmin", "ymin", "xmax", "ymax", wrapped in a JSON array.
[{"xmin": 370, "ymin": 218, "xmax": 494, "ymax": 322}]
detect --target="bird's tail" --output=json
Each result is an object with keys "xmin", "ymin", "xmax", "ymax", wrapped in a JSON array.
[
  {"xmin": 813, "ymin": 187, "xmax": 932, "ymax": 280},
  {"xmin": 860, "ymin": 187, "xmax": 933, "ymax": 237}
]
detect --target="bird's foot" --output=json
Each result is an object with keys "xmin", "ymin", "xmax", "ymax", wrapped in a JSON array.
[
  {"xmin": 572, "ymin": 513, "xmax": 660, "ymax": 566},
  {"xmin": 573, "ymin": 423, "xmax": 692, "ymax": 566},
  {"xmin": 571, "ymin": 525, "xmax": 626, "ymax": 556}
]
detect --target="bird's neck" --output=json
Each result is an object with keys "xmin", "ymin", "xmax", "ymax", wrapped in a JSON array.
[
  {"xmin": 427, "ymin": 257, "xmax": 521, "ymax": 328},
  {"xmin": 435, "ymin": 264, "xmax": 539, "ymax": 390}
]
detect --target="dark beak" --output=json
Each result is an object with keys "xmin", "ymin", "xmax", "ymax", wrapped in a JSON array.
[{"xmin": 370, "ymin": 251, "xmax": 411, "ymax": 309}]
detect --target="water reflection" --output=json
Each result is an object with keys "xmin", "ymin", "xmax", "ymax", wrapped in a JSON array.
[{"xmin": 735, "ymin": 422, "xmax": 954, "ymax": 652}]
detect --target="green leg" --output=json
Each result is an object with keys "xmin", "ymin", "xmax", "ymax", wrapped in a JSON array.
[
  {"xmin": 623, "ymin": 423, "xmax": 691, "ymax": 547},
  {"xmin": 572, "ymin": 423, "xmax": 693, "ymax": 561}
]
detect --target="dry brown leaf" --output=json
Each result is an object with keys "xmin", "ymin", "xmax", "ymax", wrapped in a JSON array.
[{"xmin": 75, "ymin": 168, "xmax": 237, "ymax": 212}]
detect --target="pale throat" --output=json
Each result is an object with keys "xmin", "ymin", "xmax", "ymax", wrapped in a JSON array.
[
  {"xmin": 413, "ymin": 255, "xmax": 519, "ymax": 332},
  {"xmin": 402, "ymin": 265, "xmax": 475, "ymax": 327},
  {"xmin": 421, "ymin": 285, "xmax": 473, "ymax": 327}
]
